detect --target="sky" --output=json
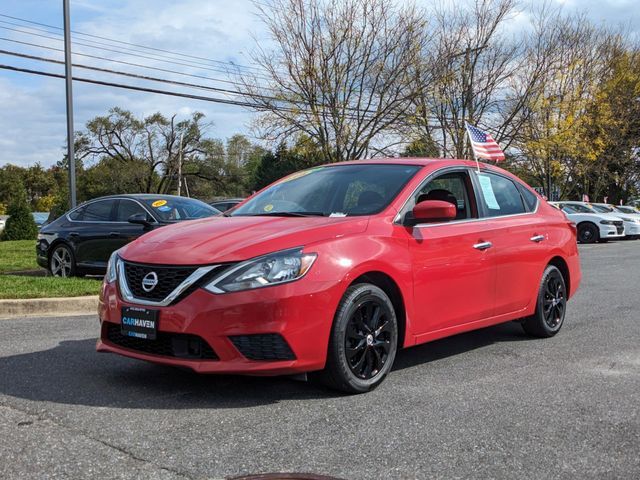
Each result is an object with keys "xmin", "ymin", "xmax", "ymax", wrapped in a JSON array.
[{"xmin": 0, "ymin": 0, "xmax": 638, "ymax": 168}]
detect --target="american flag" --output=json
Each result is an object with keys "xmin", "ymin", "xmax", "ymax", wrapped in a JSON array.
[{"xmin": 465, "ymin": 122, "xmax": 505, "ymax": 162}]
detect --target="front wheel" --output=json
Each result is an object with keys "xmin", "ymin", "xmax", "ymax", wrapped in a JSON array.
[
  {"xmin": 521, "ymin": 265, "xmax": 567, "ymax": 338},
  {"xmin": 577, "ymin": 223, "xmax": 599, "ymax": 244},
  {"xmin": 319, "ymin": 283, "xmax": 398, "ymax": 394}
]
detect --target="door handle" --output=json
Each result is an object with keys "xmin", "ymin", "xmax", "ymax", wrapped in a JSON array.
[
  {"xmin": 109, "ymin": 232, "xmax": 120, "ymax": 238},
  {"xmin": 530, "ymin": 234, "xmax": 545, "ymax": 243},
  {"xmin": 473, "ymin": 241, "xmax": 493, "ymax": 250},
  {"xmin": 68, "ymin": 232, "xmax": 79, "ymax": 237}
]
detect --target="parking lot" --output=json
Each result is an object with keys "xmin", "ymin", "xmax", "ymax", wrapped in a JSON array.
[{"xmin": 0, "ymin": 241, "xmax": 639, "ymax": 479}]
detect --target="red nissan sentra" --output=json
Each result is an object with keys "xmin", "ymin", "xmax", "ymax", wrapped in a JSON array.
[{"xmin": 97, "ymin": 159, "xmax": 581, "ymax": 393}]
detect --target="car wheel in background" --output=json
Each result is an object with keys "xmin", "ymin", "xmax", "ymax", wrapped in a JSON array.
[
  {"xmin": 49, "ymin": 244, "xmax": 77, "ymax": 277},
  {"xmin": 521, "ymin": 265, "xmax": 567, "ymax": 338},
  {"xmin": 577, "ymin": 223, "xmax": 599, "ymax": 244},
  {"xmin": 318, "ymin": 283, "xmax": 398, "ymax": 394}
]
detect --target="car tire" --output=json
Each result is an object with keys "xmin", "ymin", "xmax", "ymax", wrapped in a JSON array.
[
  {"xmin": 48, "ymin": 243, "xmax": 77, "ymax": 277},
  {"xmin": 318, "ymin": 283, "xmax": 398, "ymax": 394},
  {"xmin": 577, "ymin": 223, "xmax": 599, "ymax": 244},
  {"xmin": 521, "ymin": 265, "xmax": 567, "ymax": 338}
]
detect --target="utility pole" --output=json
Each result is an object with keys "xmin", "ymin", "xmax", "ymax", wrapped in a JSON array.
[
  {"xmin": 63, "ymin": 0, "xmax": 76, "ymax": 208},
  {"xmin": 177, "ymin": 132, "xmax": 183, "ymax": 196}
]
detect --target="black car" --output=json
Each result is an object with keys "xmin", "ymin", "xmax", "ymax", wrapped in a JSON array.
[
  {"xmin": 37, "ymin": 194, "xmax": 220, "ymax": 277},
  {"xmin": 208, "ymin": 197, "xmax": 244, "ymax": 212}
]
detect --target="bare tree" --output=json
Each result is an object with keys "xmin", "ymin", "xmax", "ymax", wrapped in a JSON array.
[{"xmin": 238, "ymin": 0, "xmax": 431, "ymax": 162}]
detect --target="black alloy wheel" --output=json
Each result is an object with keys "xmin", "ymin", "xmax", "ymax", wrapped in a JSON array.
[
  {"xmin": 318, "ymin": 283, "xmax": 398, "ymax": 394},
  {"xmin": 521, "ymin": 265, "xmax": 567, "ymax": 338},
  {"xmin": 577, "ymin": 223, "xmax": 598, "ymax": 244},
  {"xmin": 345, "ymin": 298, "xmax": 393, "ymax": 380}
]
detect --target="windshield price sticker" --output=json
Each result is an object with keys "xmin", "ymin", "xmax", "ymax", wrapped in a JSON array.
[
  {"xmin": 478, "ymin": 174, "xmax": 500, "ymax": 210},
  {"xmin": 152, "ymin": 199, "xmax": 167, "ymax": 208}
]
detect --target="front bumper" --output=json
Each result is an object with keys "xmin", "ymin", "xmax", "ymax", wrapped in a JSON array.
[
  {"xmin": 97, "ymin": 278, "xmax": 341, "ymax": 376},
  {"xmin": 599, "ymin": 224, "xmax": 625, "ymax": 238}
]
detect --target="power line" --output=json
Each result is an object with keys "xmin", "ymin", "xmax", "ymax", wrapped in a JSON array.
[
  {"xmin": 0, "ymin": 13, "xmax": 268, "ymax": 74},
  {"xmin": 0, "ymin": 35, "xmax": 275, "ymax": 92},
  {"xmin": 0, "ymin": 24, "xmax": 273, "ymax": 81},
  {"xmin": 0, "ymin": 62, "xmax": 284, "ymax": 110},
  {"xmin": 0, "ymin": 49, "xmax": 292, "ymax": 104}
]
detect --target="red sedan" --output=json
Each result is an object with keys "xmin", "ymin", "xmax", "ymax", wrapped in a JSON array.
[{"xmin": 97, "ymin": 159, "xmax": 581, "ymax": 393}]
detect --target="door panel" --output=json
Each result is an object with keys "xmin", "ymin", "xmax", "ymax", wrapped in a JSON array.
[
  {"xmin": 72, "ymin": 199, "xmax": 119, "ymax": 267},
  {"xmin": 490, "ymin": 215, "xmax": 549, "ymax": 315},
  {"xmin": 407, "ymin": 220, "xmax": 497, "ymax": 334}
]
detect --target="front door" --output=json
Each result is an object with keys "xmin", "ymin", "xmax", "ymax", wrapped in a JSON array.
[{"xmin": 401, "ymin": 169, "xmax": 496, "ymax": 335}]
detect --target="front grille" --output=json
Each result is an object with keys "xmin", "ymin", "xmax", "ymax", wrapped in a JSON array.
[
  {"xmin": 105, "ymin": 322, "xmax": 218, "ymax": 360},
  {"xmin": 123, "ymin": 262, "xmax": 198, "ymax": 301},
  {"xmin": 616, "ymin": 224, "xmax": 624, "ymax": 234},
  {"xmin": 230, "ymin": 334, "xmax": 296, "ymax": 361}
]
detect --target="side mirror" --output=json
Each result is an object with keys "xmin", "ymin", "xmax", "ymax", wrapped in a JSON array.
[
  {"xmin": 128, "ymin": 212, "xmax": 153, "ymax": 229},
  {"xmin": 412, "ymin": 200, "xmax": 456, "ymax": 223}
]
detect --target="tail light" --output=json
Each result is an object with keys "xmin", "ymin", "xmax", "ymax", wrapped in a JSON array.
[{"xmin": 568, "ymin": 221, "xmax": 577, "ymax": 236}]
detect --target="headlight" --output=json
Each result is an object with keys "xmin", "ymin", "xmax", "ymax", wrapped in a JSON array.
[
  {"xmin": 620, "ymin": 217, "xmax": 634, "ymax": 222},
  {"xmin": 105, "ymin": 251, "xmax": 119, "ymax": 284},
  {"xmin": 599, "ymin": 220, "xmax": 616, "ymax": 225},
  {"xmin": 204, "ymin": 248, "xmax": 317, "ymax": 293}
]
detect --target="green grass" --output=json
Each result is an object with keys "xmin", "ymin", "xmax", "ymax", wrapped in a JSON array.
[
  {"xmin": 0, "ymin": 275, "xmax": 101, "ymax": 299},
  {"xmin": 0, "ymin": 240, "xmax": 39, "ymax": 273}
]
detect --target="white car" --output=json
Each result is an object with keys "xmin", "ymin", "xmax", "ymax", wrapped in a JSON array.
[
  {"xmin": 589, "ymin": 203, "xmax": 640, "ymax": 239},
  {"xmin": 551, "ymin": 201, "xmax": 625, "ymax": 243}
]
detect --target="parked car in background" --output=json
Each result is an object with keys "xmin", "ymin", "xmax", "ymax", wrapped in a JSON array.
[
  {"xmin": 208, "ymin": 198, "xmax": 243, "ymax": 212},
  {"xmin": 551, "ymin": 201, "xmax": 625, "ymax": 243},
  {"xmin": 0, "ymin": 215, "xmax": 7, "ymax": 232},
  {"xmin": 37, "ymin": 194, "xmax": 220, "ymax": 277},
  {"xmin": 589, "ymin": 203, "xmax": 640, "ymax": 239},
  {"xmin": 98, "ymin": 159, "xmax": 581, "ymax": 393}
]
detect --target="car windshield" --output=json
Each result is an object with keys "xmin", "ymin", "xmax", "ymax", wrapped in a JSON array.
[
  {"xmin": 231, "ymin": 164, "xmax": 421, "ymax": 217},
  {"xmin": 563, "ymin": 204, "xmax": 594, "ymax": 214},
  {"xmin": 615, "ymin": 206, "xmax": 639, "ymax": 214},
  {"xmin": 141, "ymin": 197, "xmax": 220, "ymax": 221},
  {"xmin": 590, "ymin": 204, "xmax": 613, "ymax": 213}
]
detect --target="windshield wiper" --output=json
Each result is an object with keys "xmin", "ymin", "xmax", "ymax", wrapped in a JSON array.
[{"xmin": 248, "ymin": 211, "xmax": 326, "ymax": 217}]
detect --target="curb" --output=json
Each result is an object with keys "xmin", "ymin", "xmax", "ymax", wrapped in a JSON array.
[{"xmin": 0, "ymin": 295, "xmax": 99, "ymax": 319}]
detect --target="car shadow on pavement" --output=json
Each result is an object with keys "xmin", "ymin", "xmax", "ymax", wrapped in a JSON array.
[
  {"xmin": 392, "ymin": 320, "xmax": 532, "ymax": 372},
  {"xmin": 0, "ymin": 322, "xmax": 531, "ymax": 409}
]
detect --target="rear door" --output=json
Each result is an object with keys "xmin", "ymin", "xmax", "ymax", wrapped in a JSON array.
[
  {"xmin": 400, "ymin": 168, "xmax": 497, "ymax": 334},
  {"xmin": 473, "ymin": 171, "xmax": 549, "ymax": 316}
]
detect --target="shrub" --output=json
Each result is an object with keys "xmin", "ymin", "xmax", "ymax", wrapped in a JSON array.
[{"xmin": 1, "ymin": 185, "xmax": 38, "ymax": 241}]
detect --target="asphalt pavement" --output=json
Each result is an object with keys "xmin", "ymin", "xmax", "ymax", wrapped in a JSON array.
[{"xmin": 0, "ymin": 241, "xmax": 639, "ymax": 479}]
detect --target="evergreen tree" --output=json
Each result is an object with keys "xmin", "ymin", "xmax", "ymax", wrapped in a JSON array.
[{"xmin": 1, "ymin": 184, "xmax": 38, "ymax": 241}]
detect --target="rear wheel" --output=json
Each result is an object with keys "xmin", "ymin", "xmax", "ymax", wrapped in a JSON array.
[
  {"xmin": 577, "ymin": 223, "xmax": 599, "ymax": 244},
  {"xmin": 48, "ymin": 244, "xmax": 77, "ymax": 277},
  {"xmin": 521, "ymin": 265, "xmax": 567, "ymax": 338},
  {"xmin": 319, "ymin": 283, "xmax": 398, "ymax": 394}
]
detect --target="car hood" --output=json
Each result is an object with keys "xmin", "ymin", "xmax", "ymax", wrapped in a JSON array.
[{"xmin": 119, "ymin": 215, "xmax": 369, "ymax": 265}]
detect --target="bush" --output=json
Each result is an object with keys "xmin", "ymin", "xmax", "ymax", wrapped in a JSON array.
[{"xmin": 1, "ymin": 186, "xmax": 38, "ymax": 241}]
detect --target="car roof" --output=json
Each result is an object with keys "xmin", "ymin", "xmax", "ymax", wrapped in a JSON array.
[{"xmin": 85, "ymin": 194, "xmax": 203, "ymax": 201}]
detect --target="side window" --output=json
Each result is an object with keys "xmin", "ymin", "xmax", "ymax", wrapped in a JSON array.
[
  {"xmin": 477, "ymin": 173, "xmax": 525, "ymax": 217},
  {"xmin": 519, "ymin": 185, "xmax": 539, "ymax": 212},
  {"xmin": 82, "ymin": 200, "xmax": 115, "ymax": 222},
  {"xmin": 116, "ymin": 200, "xmax": 148, "ymax": 222},
  {"xmin": 68, "ymin": 206, "xmax": 85, "ymax": 221},
  {"xmin": 412, "ymin": 171, "xmax": 475, "ymax": 221}
]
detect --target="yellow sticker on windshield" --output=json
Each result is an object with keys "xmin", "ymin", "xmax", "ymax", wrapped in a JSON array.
[
  {"xmin": 264, "ymin": 204, "xmax": 274, "ymax": 212},
  {"xmin": 151, "ymin": 200, "xmax": 167, "ymax": 208}
]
